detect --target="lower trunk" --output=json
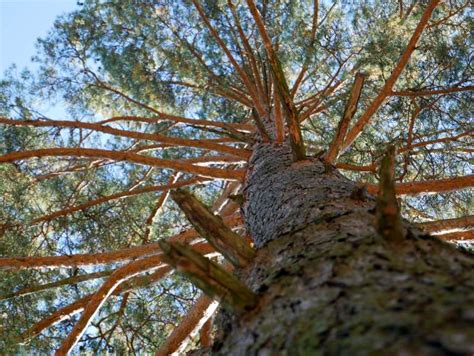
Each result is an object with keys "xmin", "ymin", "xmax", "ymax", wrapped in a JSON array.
[{"xmin": 212, "ymin": 144, "xmax": 474, "ymax": 355}]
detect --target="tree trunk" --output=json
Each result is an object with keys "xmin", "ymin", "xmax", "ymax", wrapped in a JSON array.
[{"xmin": 210, "ymin": 143, "xmax": 474, "ymax": 355}]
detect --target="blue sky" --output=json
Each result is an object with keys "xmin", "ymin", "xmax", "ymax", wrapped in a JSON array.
[{"xmin": 0, "ymin": 0, "xmax": 78, "ymax": 73}]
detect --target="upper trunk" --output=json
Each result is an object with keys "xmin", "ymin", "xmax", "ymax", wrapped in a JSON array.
[{"xmin": 207, "ymin": 143, "xmax": 474, "ymax": 355}]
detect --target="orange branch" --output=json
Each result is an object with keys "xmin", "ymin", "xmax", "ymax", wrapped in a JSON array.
[
  {"xmin": 156, "ymin": 295, "xmax": 219, "ymax": 356},
  {"xmin": 21, "ymin": 266, "xmax": 173, "ymax": 343},
  {"xmin": 342, "ymin": 0, "xmax": 441, "ymax": 151},
  {"xmin": 0, "ymin": 117, "xmax": 250, "ymax": 159},
  {"xmin": 367, "ymin": 175, "xmax": 474, "ymax": 196},
  {"xmin": 56, "ymin": 255, "xmax": 175, "ymax": 354},
  {"xmin": 391, "ymin": 85, "xmax": 473, "ymax": 97},
  {"xmin": 246, "ymin": 0, "xmax": 306, "ymax": 159},
  {"xmin": 30, "ymin": 177, "xmax": 208, "ymax": 226},
  {"xmin": 0, "ymin": 215, "xmax": 242, "ymax": 269},
  {"xmin": 191, "ymin": 0, "xmax": 267, "ymax": 117},
  {"xmin": 416, "ymin": 215, "xmax": 474, "ymax": 235},
  {"xmin": 435, "ymin": 230, "xmax": 474, "ymax": 241},
  {"xmin": 0, "ymin": 148, "xmax": 245, "ymax": 180}
]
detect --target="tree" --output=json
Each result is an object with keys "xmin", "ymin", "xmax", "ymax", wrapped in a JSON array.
[{"xmin": 0, "ymin": 0, "xmax": 473, "ymax": 354}]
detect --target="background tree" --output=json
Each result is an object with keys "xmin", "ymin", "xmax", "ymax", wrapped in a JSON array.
[{"xmin": 0, "ymin": 0, "xmax": 472, "ymax": 354}]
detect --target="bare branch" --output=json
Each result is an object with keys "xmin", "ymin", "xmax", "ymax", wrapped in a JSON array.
[
  {"xmin": 0, "ymin": 117, "xmax": 251, "ymax": 159},
  {"xmin": 56, "ymin": 255, "xmax": 174, "ymax": 354},
  {"xmin": 391, "ymin": 85, "xmax": 474, "ymax": 97}
]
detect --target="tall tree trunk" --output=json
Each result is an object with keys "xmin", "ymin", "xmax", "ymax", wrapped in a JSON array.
[{"xmin": 211, "ymin": 143, "xmax": 474, "ymax": 354}]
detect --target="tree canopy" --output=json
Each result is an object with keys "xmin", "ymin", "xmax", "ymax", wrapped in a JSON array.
[{"xmin": 0, "ymin": 0, "xmax": 472, "ymax": 353}]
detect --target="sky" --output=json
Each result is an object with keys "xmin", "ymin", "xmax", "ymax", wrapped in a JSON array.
[{"xmin": 0, "ymin": 0, "xmax": 79, "ymax": 74}]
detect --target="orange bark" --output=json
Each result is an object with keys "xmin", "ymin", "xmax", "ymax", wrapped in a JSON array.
[
  {"xmin": 435, "ymin": 230, "xmax": 474, "ymax": 241},
  {"xmin": 391, "ymin": 85, "xmax": 473, "ymax": 96},
  {"xmin": 325, "ymin": 73, "xmax": 365, "ymax": 164}
]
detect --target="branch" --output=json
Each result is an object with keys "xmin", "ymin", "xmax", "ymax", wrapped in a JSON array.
[
  {"xmin": 142, "ymin": 173, "xmax": 180, "ymax": 244},
  {"xmin": 367, "ymin": 175, "xmax": 474, "ymax": 196},
  {"xmin": 159, "ymin": 241, "xmax": 257, "ymax": 312},
  {"xmin": 342, "ymin": 0, "xmax": 441, "ymax": 151},
  {"xmin": 228, "ymin": 0, "xmax": 266, "ymax": 107},
  {"xmin": 416, "ymin": 215, "xmax": 474, "ymax": 235},
  {"xmin": 29, "ymin": 177, "xmax": 207, "ymax": 226},
  {"xmin": 245, "ymin": 0, "xmax": 306, "ymax": 160},
  {"xmin": 191, "ymin": 0, "xmax": 267, "ymax": 117},
  {"xmin": 98, "ymin": 115, "xmax": 253, "ymax": 133},
  {"xmin": 171, "ymin": 189, "xmax": 254, "ymax": 267},
  {"xmin": 199, "ymin": 313, "xmax": 214, "ymax": 348},
  {"xmin": 0, "ymin": 117, "xmax": 250, "ymax": 159},
  {"xmin": 56, "ymin": 254, "xmax": 182, "ymax": 354},
  {"xmin": 391, "ymin": 85, "xmax": 474, "ymax": 97},
  {"xmin": 0, "ymin": 148, "xmax": 245, "ymax": 181},
  {"xmin": 435, "ymin": 230, "xmax": 474, "ymax": 241},
  {"xmin": 0, "ymin": 270, "xmax": 112, "ymax": 302},
  {"xmin": 0, "ymin": 226, "xmax": 223, "ymax": 269},
  {"xmin": 21, "ymin": 266, "xmax": 173, "ymax": 343},
  {"xmin": 156, "ymin": 295, "xmax": 219, "ymax": 356},
  {"xmin": 375, "ymin": 146, "xmax": 405, "ymax": 243},
  {"xmin": 325, "ymin": 73, "xmax": 365, "ymax": 164}
]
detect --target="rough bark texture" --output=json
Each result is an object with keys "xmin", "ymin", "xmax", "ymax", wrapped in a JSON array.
[{"xmin": 204, "ymin": 143, "xmax": 474, "ymax": 355}]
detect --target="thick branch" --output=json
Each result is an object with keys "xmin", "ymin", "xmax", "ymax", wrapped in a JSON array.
[
  {"xmin": 435, "ymin": 230, "xmax": 474, "ymax": 241},
  {"xmin": 0, "ymin": 228, "xmax": 223, "ymax": 269},
  {"xmin": 391, "ymin": 85, "xmax": 474, "ymax": 97},
  {"xmin": 342, "ymin": 0, "xmax": 441, "ymax": 151}
]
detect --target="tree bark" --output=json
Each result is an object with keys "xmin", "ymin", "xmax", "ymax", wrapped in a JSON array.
[{"xmin": 207, "ymin": 143, "xmax": 474, "ymax": 354}]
